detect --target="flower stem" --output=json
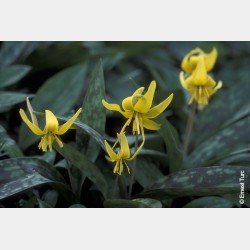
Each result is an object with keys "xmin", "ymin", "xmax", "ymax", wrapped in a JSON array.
[
  {"xmin": 183, "ymin": 102, "xmax": 197, "ymax": 159},
  {"xmin": 128, "ymin": 131, "xmax": 139, "ymax": 199}
]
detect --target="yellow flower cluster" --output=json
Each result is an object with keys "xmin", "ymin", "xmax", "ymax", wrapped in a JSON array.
[
  {"xmin": 102, "ymin": 80, "xmax": 173, "ymax": 175},
  {"xmin": 179, "ymin": 48, "xmax": 222, "ymax": 105}
]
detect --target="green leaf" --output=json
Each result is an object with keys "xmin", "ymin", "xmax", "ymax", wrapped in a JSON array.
[
  {"xmin": 135, "ymin": 156, "xmax": 164, "ymax": 188},
  {"xmin": 0, "ymin": 91, "xmax": 33, "ymax": 113},
  {"xmin": 0, "ymin": 41, "xmax": 40, "ymax": 68},
  {"xmin": 54, "ymin": 143, "xmax": 108, "ymax": 199},
  {"xmin": 18, "ymin": 63, "xmax": 88, "ymax": 149},
  {"xmin": 57, "ymin": 116, "xmax": 105, "ymax": 151},
  {"xmin": 138, "ymin": 165, "xmax": 250, "ymax": 199},
  {"xmin": 193, "ymin": 81, "xmax": 250, "ymax": 146},
  {"xmin": 185, "ymin": 117, "xmax": 250, "ymax": 168},
  {"xmin": 104, "ymin": 198, "xmax": 162, "ymax": 208},
  {"xmin": 69, "ymin": 204, "xmax": 86, "ymax": 208},
  {"xmin": 0, "ymin": 125, "xmax": 23, "ymax": 157},
  {"xmin": 0, "ymin": 158, "xmax": 73, "ymax": 201},
  {"xmin": 40, "ymin": 189, "xmax": 58, "ymax": 208},
  {"xmin": 157, "ymin": 116, "xmax": 183, "ymax": 172},
  {"xmin": 183, "ymin": 196, "xmax": 234, "ymax": 208},
  {"xmin": 76, "ymin": 60, "xmax": 106, "ymax": 161},
  {"xmin": 0, "ymin": 65, "xmax": 31, "ymax": 88}
]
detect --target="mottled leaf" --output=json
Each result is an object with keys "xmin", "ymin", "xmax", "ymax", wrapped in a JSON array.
[
  {"xmin": 76, "ymin": 60, "xmax": 105, "ymax": 161},
  {"xmin": 138, "ymin": 165, "xmax": 250, "ymax": 199},
  {"xmin": 183, "ymin": 196, "xmax": 234, "ymax": 208},
  {"xmin": 0, "ymin": 125, "xmax": 23, "ymax": 157},
  {"xmin": 185, "ymin": 117, "xmax": 250, "ymax": 168},
  {"xmin": 193, "ymin": 81, "xmax": 250, "ymax": 146},
  {"xmin": 0, "ymin": 65, "xmax": 31, "ymax": 88},
  {"xmin": 54, "ymin": 143, "xmax": 108, "ymax": 199},
  {"xmin": 104, "ymin": 198, "xmax": 162, "ymax": 208},
  {"xmin": 19, "ymin": 63, "xmax": 88, "ymax": 149},
  {"xmin": 0, "ymin": 158, "xmax": 73, "ymax": 201}
]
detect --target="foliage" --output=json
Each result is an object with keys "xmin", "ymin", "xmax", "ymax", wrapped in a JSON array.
[{"xmin": 0, "ymin": 41, "xmax": 249, "ymax": 208}]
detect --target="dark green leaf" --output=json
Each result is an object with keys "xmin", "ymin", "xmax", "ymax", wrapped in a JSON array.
[
  {"xmin": 18, "ymin": 63, "xmax": 88, "ymax": 149},
  {"xmin": 0, "ymin": 125, "xmax": 23, "ymax": 157},
  {"xmin": 185, "ymin": 117, "xmax": 250, "ymax": 168},
  {"xmin": 0, "ymin": 41, "xmax": 40, "ymax": 68},
  {"xmin": 183, "ymin": 196, "xmax": 234, "ymax": 208},
  {"xmin": 0, "ymin": 65, "xmax": 31, "ymax": 88},
  {"xmin": 69, "ymin": 204, "xmax": 86, "ymax": 208},
  {"xmin": 76, "ymin": 60, "xmax": 106, "ymax": 161},
  {"xmin": 104, "ymin": 198, "xmax": 162, "ymax": 208},
  {"xmin": 0, "ymin": 91, "xmax": 33, "ymax": 113},
  {"xmin": 41, "ymin": 189, "xmax": 58, "ymax": 208},
  {"xmin": 57, "ymin": 116, "xmax": 105, "ymax": 151},
  {"xmin": 193, "ymin": 81, "xmax": 250, "ymax": 146},
  {"xmin": 138, "ymin": 165, "xmax": 250, "ymax": 199},
  {"xmin": 157, "ymin": 116, "xmax": 183, "ymax": 172},
  {"xmin": 54, "ymin": 143, "xmax": 108, "ymax": 199},
  {"xmin": 0, "ymin": 158, "xmax": 73, "ymax": 201},
  {"xmin": 135, "ymin": 156, "xmax": 164, "ymax": 188}
]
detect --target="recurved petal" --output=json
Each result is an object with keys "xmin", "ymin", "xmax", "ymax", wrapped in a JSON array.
[
  {"xmin": 181, "ymin": 48, "xmax": 203, "ymax": 73},
  {"xmin": 132, "ymin": 87, "xmax": 145, "ymax": 97},
  {"xmin": 122, "ymin": 96, "xmax": 134, "ymax": 111},
  {"xmin": 102, "ymin": 100, "xmax": 129, "ymax": 118},
  {"xmin": 180, "ymin": 72, "xmax": 188, "ymax": 89},
  {"xmin": 54, "ymin": 135, "xmax": 63, "ymax": 148},
  {"xmin": 45, "ymin": 110, "xmax": 59, "ymax": 133},
  {"xmin": 134, "ymin": 80, "xmax": 156, "ymax": 113},
  {"xmin": 104, "ymin": 140, "xmax": 119, "ymax": 161},
  {"xmin": 209, "ymin": 81, "xmax": 223, "ymax": 96},
  {"xmin": 118, "ymin": 132, "xmax": 130, "ymax": 159},
  {"xmin": 192, "ymin": 57, "xmax": 208, "ymax": 85},
  {"xmin": 144, "ymin": 93, "xmax": 173, "ymax": 119},
  {"xmin": 57, "ymin": 108, "xmax": 82, "ymax": 135},
  {"xmin": 19, "ymin": 109, "xmax": 44, "ymax": 135},
  {"xmin": 204, "ymin": 48, "xmax": 218, "ymax": 72},
  {"xmin": 142, "ymin": 117, "xmax": 161, "ymax": 130}
]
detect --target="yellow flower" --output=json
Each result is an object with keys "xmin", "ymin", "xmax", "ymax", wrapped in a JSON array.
[
  {"xmin": 102, "ymin": 80, "xmax": 173, "ymax": 135},
  {"xmin": 181, "ymin": 47, "xmax": 218, "ymax": 74},
  {"xmin": 104, "ymin": 132, "xmax": 131, "ymax": 175},
  {"xmin": 180, "ymin": 57, "xmax": 222, "ymax": 105},
  {"xmin": 20, "ymin": 106, "xmax": 82, "ymax": 152}
]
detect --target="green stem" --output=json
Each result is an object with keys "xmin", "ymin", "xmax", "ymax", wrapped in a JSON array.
[
  {"xmin": 128, "ymin": 132, "xmax": 139, "ymax": 199},
  {"xmin": 183, "ymin": 102, "xmax": 197, "ymax": 159}
]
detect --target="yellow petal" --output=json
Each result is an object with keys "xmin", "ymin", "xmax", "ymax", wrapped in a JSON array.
[
  {"xmin": 122, "ymin": 96, "xmax": 134, "ymax": 111},
  {"xmin": 104, "ymin": 140, "xmax": 119, "ymax": 161},
  {"xmin": 180, "ymin": 72, "xmax": 188, "ymax": 89},
  {"xmin": 102, "ymin": 100, "xmax": 129, "ymax": 118},
  {"xmin": 118, "ymin": 132, "xmax": 130, "ymax": 159},
  {"xmin": 204, "ymin": 48, "xmax": 218, "ymax": 72},
  {"xmin": 144, "ymin": 93, "xmax": 173, "ymax": 119},
  {"xmin": 54, "ymin": 135, "xmax": 63, "ymax": 148},
  {"xmin": 192, "ymin": 58, "xmax": 208, "ymax": 85},
  {"xmin": 132, "ymin": 87, "xmax": 145, "ymax": 97},
  {"xmin": 44, "ymin": 110, "xmax": 59, "ymax": 133},
  {"xmin": 19, "ymin": 109, "xmax": 44, "ymax": 135},
  {"xmin": 134, "ymin": 80, "xmax": 156, "ymax": 113},
  {"xmin": 113, "ymin": 161, "xmax": 120, "ymax": 174},
  {"xmin": 57, "ymin": 108, "xmax": 82, "ymax": 135},
  {"xmin": 181, "ymin": 48, "xmax": 202, "ymax": 73},
  {"xmin": 210, "ymin": 81, "xmax": 223, "ymax": 96},
  {"xmin": 142, "ymin": 117, "xmax": 161, "ymax": 130}
]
